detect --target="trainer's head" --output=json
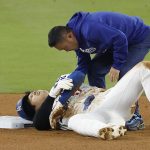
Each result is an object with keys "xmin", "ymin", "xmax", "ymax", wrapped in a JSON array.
[
  {"xmin": 16, "ymin": 90, "xmax": 49, "ymax": 121},
  {"xmin": 48, "ymin": 26, "xmax": 79, "ymax": 51}
]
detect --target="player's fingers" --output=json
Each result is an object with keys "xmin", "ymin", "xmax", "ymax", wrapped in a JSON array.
[
  {"xmin": 58, "ymin": 78, "xmax": 72, "ymax": 85},
  {"xmin": 112, "ymin": 74, "xmax": 116, "ymax": 82},
  {"xmin": 111, "ymin": 74, "xmax": 115, "ymax": 82},
  {"xmin": 60, "ymin": 82, "xmax": 73, "ymax": 90},
  {"xmin": 109, "ymin": 72, "xmax": 113, "ymax": 82},
  {"xmin": 65, "ymin": 78, "xmax": 73, "ymax": 82},
  {"xmin": 61, "ymin": 79, "xmax": 73, "ymax": 87},
  {"xmin": 110, "ymin": 72, "xmax": 119, "ymax": 82},
  {"xmin": 115, "ymin": 73, "xmax": 119, "ymax": 81},
  {"xmin": 62, "ymin": 80, "xmax": 73, "ymax": 86},
  {"xmin": 114, "ymin": 72, "xmax": 119, "ymax": 81},
  {"xmin": 65, "ymin": 82, "xmax": 73, "ymax": 88},
  {"xmin": 113, "ymin": 74, "xmax": 116, "ymax": 82}
]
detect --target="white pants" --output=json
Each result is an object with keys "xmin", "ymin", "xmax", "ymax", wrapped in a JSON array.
[{"xmin": 68, "ymin": 62, "xmax": 150, "ymax": 137}]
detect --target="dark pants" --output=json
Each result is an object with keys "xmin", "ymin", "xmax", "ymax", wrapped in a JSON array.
[{"xmin": 88, "ymin": 30, "xmax": 150, "ymax": 88}]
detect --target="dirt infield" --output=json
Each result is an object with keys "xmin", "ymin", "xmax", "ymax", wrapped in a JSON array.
[{"xmin": 0, "ymin": 94, "xmax": 150, "ymax": 150}]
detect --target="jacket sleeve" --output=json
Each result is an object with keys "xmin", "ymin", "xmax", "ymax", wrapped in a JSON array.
[
  {"xmin": 75, "ymin": 50, "xmax": 91, "ymax": 74},
  {"xmin": 86, "ymin": 22, "xmax": 128, "ymax": 70},
  {"xmin": 58, "ymin": 70, "xmax": 85, "ymax": 105},
  {"xmin": 57, "ymin": 51, "xmax": 90, "ymax": 105}
]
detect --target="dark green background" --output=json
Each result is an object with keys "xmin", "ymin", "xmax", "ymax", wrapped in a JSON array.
[{"xmin": 0, "ymin": 0, "xmax": 150, "ymax": 93}]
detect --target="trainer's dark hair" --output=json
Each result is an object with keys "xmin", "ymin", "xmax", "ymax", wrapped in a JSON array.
[{"xmin": 48, "ymin": 26, "xmax": 72, "ymax": 47}]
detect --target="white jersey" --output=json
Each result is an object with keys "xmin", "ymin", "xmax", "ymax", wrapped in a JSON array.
[
  {"xmin": 67, "ymin": 61, "xmax": 150, "ymax": 137},
  {"xmin": 53, "ymin": 85, "xmax": 135, "ymax": 129}
]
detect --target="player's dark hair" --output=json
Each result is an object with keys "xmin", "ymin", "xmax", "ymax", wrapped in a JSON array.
[
  {"xmin": 22, "ymin": 91, "xmax": 35, "ymax": 120},
  {"xmin": 33, "ymin": 95, "xmax": 55, "ymax": 130},
  {"xmin": 48, "ymin": 26, "xmax": 72, "ymax": 47}
]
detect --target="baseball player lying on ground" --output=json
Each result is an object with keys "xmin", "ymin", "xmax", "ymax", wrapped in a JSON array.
[{"xmin": 16, "ymin": 61, "xmax": 150, "ymax": 140}]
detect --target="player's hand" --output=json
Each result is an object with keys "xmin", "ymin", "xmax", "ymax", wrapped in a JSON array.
[
  {"xmin": 49, "ymin": 101, "xmax": 66, "ymax": 129},
  {"xmin": 108, "ymin": 67, "xmax": 120, "ymax": 82},
  {"xmin": 49, "ymin": 78, "xmax": 73, "ymax": 98},
  {"xmin": 56, "ymin": 74, "xmax": 70, "ymax": 82}
]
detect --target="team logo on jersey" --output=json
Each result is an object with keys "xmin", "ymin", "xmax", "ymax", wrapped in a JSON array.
[
  {"xmin": 79, "ymin": 47, "xmax": 96, "ymax": 53},
  {"xmin": 83, "ymin": 95, "xmax": 95, "ymax": 111}
]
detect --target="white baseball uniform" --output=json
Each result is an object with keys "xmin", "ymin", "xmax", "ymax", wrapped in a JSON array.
[{"xmin": 66, "ymin": 61, "xmax": 150, "ymax": 138}]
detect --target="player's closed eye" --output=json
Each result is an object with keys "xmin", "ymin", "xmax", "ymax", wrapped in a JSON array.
[
  {"xmin": 33, "ymin": 91, "xmax": 39, "ymax": 95},
  {"xmin": 37, "ymin": 91, "xmax": 40, "ymax": 95},
  {"xmin": 29, "ymin": 94, "xmax": 33, "ymax": 99}
]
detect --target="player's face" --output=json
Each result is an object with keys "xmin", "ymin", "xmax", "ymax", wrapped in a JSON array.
[
  {"xmin": 28, "ymin": 90, "xmax": 49, "ymax": 111},
  {"xmin": 55, "ymin": 32, "xmax": 79, "ymax": 51}
]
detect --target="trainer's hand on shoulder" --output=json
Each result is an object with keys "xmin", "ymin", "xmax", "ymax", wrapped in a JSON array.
[
  {"xmin": 109, "ymin": 67, "xmax": 120, "ymax": 82},
  {"xmin": 49, "ymin": 78, "xmax": 73, "ymax": 98}
]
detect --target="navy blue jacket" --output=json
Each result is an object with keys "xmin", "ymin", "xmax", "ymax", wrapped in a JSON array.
[{"xmin": 67, "ymin": 12, "xmax": 149, "ymax": 73}]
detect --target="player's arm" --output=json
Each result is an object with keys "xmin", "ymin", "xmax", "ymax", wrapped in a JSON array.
[
  {"xmin": 33, "ymin": 75, "xmax": 74, "ymax": 130},
  {"xmin": 49, "ymin": 71, "xmax": 85, "ymax": 129}
]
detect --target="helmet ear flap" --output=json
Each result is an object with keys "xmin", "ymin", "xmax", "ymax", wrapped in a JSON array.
[{"xmin": 16, "ymin": 93, "xmax": 35, "ymax": 121}]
